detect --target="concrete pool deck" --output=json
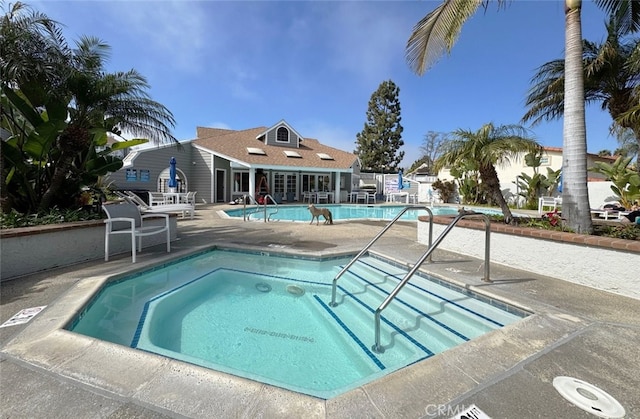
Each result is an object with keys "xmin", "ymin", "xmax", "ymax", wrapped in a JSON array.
[{"xmin": 1, "ymin": 204, "xmax": 639, "ymax": 418}]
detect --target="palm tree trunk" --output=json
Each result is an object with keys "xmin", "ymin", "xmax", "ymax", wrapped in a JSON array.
[
  {"xmin": 38, "ymin": 155, "xmax": 74, "ymax": 211},
  {"xmin": 38, "ymin": 124, "xmax": 89, "ymax": 211},
  {"xmin": 563, "ymin": 0, "xmax": 593, "ymax": 233},
  {"xmin": 480, "ymin": 164, "xmax": 513, "ymax": 222}
]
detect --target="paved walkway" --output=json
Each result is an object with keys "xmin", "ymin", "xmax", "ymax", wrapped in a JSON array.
[{"xmin": 1, "ymin": 204, "xmax": 639, "ymax": 418}]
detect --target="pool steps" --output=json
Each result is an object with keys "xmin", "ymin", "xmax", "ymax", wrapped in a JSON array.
[
  {"xmin": 319, "ymin": 255, "xmax": 522, "ymax": 364},
  {"xmin": 333, "ymin": 261, "xmax": 463, "ymax": 350},
  {"xmin": 311, "ymin": 255, "xmax": 503, "ymax": 371},
  {"xmin": 350, "ymin": 257, "xmax": 512, "ymax": 331}
]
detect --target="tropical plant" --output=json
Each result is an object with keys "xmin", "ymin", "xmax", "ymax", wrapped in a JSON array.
[
  {"xmin": 544, "ymin": 167, "xmax": 563, "ymax": 196},
  {"xmin": 434, "ymin": 123, "xmax": 541, "ymax": 222},
  {"xmin": 449, "ymin": 161, "xmax": 484, "ymax": 205},
  {"xmin": 590, "ymin": 155, "xmax": 640, "ymax": 207},
  {"xmin": 612, "ymin": 126, "xmax": 640, "ymax": 167},
  {"xmin": 355, "ymin": 79, "xmax": 404, "ymax": 172},
  {"xmin": 517, "ymin": 172, "xmax": 547, "ymax": 209},
  {"xmin": 1, "ymin": 2, "xmax": 177, "ymax": 214},
  {"xmin": 522, "ymin": 12, "xmax": 640, "ymax": 168},
  {"xmin": 516, "ymin": 152, "xmax": 544, "ymax": 208},
  {"xmin": 404, "ymin": 0, "xmax": 639, "ymax": 233}
]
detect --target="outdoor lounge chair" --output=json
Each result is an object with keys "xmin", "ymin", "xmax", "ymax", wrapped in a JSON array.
[
  {"xmin": 123, "ymin": 191, "xmax": 195, "ymax": 219},
  {"xmin": 102, "ymin": 202, "xmax": 170, "ymax": 263},
  {"xmin": 590, "ymin": 203, "xmax": 627, "ymax": 220}
]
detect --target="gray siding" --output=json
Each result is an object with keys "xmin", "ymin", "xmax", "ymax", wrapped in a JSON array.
[
  {"xmin": 266, "ymin": 129, "xmax": 276, "ymax": 144},
  {"xmin": 111, "ymin": 144, "xmax": 228, "ymax": 204},
  {"xmin": 190, "ymin": 149, "xmax": 213, "ymax": 203},
  {"xmin": 105, "ymin": 144, "xmax": 191, "ymax": 193},
  {"xmin": 264, "ymin": 125, "xmax": 298, "ymax": 148}
]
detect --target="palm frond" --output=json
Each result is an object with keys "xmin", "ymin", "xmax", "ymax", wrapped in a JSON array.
[
  {"xmin": 406, "ymin": 0, "xmax": 483, "ymax": 75},
  {"xmin": 594, "ymin": 0, "xmax": 640, "ymax": 34},
  {"xmin": 522, "ymin": 60, "xmax": 566, "ymax": 125}
]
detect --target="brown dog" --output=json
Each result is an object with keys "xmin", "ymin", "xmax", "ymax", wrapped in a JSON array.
[{"xmin": 308, "ymin": 204, "xmax": 333, "ymax": 225}]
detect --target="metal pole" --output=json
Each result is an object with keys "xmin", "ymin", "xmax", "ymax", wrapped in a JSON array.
[{"xmin": 329, "ymin": 206, "xmax": 433, "ymax": 307}]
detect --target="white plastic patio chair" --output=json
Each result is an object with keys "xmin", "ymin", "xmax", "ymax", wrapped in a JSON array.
[
  {"xmin": 303, "ymin": 191, "xmax": 314, "ymax": 203},
  {"xmin": 102, "ymin": 202, "xmax": 170, "ymax": 263},
  {"xmin": 316, "ymin": 191, "xmax": 329, "ymax": 204},
  {"xmin": 356, "ymin": 191, "xmax": 368, "ymax": 204},
  {"xmin": 538, "ymin": 196, "xmax": 561, "ymax": 215}
]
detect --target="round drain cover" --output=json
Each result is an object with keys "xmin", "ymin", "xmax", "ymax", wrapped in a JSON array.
[
  {"xmin": 286, "ymin": 285, "xmax": 305, "ymax": 296},
  {"xmin": 255, "ymin": 282, "xmax": 272, "ymax": 293},
  {"xmin": 553, "ymin": 376, "xmax": 625, "ymax": 418}
]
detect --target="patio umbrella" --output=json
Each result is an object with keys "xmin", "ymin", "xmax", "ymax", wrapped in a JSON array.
[
  {"xmin": 398, "ymin": 169, "xmax": 404, "ymax": 190},
  {"xmin": 168, "ymin": 157, "xmax": 177, "ymax": 189},
  {"xmin": 557, "ymin": 171, "xmax": 563, "ymax": 194}
]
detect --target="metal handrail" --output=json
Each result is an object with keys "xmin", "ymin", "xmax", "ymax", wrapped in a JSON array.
[
  {"xmin": 241, "ymin": 194, "xmax": 278, "ymax": 222},
  {"xmin": 329, "ymin": 206, "xmax": 434, "ymax": 307},
  {"xmin": 264, "ymin": 194, "xmax": 279, "ymax": 222},
  {"xmin": 241, "ymin": 195, "xmax": 260, "ymax": 221},
  {"xmin": 372, "ymin": 210, "xmax": 491, "ymax": 353}
]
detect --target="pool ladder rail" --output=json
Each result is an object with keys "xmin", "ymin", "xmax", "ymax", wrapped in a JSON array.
[
  {"xmin": 328, "ymin": 208, "xmax": 492, "ymax": 354},
  {"xmin": 241, "ymin": 194, "xmax": 279, "ymax": 222}
]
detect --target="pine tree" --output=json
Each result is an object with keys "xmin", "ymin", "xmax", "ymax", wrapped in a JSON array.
[{"xmin": 355, "ymin": 80, "xmax": 404, "ymax": 172}]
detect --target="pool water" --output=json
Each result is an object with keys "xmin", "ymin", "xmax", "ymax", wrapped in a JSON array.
[
  {"xmin": 68, "ymin": 249, "xmax": 526, "ymax": 399},
  {"xmin": 223, "ymin": 204, "xmax": 503, "ymax": 222}
]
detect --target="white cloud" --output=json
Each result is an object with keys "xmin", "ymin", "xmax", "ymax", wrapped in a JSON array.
[
  {"xmin": 315, "ymin": 2, "xmax": 414, "ymax": 85},
  {"xmin": 298, "ymin": 120, "xmax": 356, "ymax": 153},
  {"xmin": 207, "ymin": 121, "xmax": 232, "ymax": 130},
  {"xmin": 112, "ymin": 2, "xmax": 209, "ymax": 74}
]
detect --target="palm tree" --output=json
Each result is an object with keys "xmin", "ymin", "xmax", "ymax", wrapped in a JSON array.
[
  {"xmin": 615, "ymin": 38, "xmax": 640, "ymax": 140},
  {"xmin": 405, "ymin": 0, "xmax": 639, "ymax": 234},
  {"xmin": 37, "ymin": 35, "xmax": 178, "ymax": 210},
  {"xmin": 434, "ymin": 123, "xmax": 541, "ymax": 222},
  {"xmin": 613, "ymin": 126, "xmax": 639, "ymax": 166},
  {"xmin": 1, "ymin": 2, "xmax": 178, "ymax": 212},
  {"xmin": 522, "ymin": 13, "xmax": 640, "ymax": 160}
]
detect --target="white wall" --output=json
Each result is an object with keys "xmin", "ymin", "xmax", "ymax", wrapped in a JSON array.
[
  {"xmin": 587, "ymin": 181, "xmax": 619, "ymax": 208},
  {"xmin": 1, "ymin": 218, "xmax": 178, "ymax": 280},
  {"xmin": 417, "ymin": 221, "xmax": 640, "ymax": 300}
]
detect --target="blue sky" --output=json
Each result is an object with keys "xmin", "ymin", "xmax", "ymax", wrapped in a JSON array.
[{"xmin": 35, "ymin": 1, "xmax": 618, "ymax": 167}]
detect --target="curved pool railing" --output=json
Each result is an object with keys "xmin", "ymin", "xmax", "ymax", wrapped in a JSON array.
[
  {"xmin": 241, "ymin": 194, "xmax": 279, "ymax": 222},
  {"xmin": 329, "ymin": 205, "xmax": 434, "ymax": 307}
]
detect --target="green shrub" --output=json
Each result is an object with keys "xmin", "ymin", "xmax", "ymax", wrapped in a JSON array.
[
  {"xmin": 594, "ymin": 224, "xmax": 640, "ymax": 240},
  {"xmin": 0, "ymin": 208, "xmax": 103, "ymax": 229}
]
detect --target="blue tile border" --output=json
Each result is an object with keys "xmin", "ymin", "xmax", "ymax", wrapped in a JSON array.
[
  {"xmin": 337, "ymin": 285, "xmax": 436, "ymax": 356},
  {"xmin": 314, "ymin": 296, "xmax": 386, "ymax": 370}
]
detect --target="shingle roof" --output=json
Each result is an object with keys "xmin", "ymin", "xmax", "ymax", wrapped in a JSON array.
[{"xmin": 193, "ymin": 126, "xmax": 358, "ymax": 171}]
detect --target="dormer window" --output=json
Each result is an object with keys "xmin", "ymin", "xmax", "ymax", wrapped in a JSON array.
[{"xmin": 276, "ymin": 127, "xmax": 289, "ymax": 143}]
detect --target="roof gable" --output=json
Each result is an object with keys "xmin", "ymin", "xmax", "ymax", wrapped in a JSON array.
[
  {"xmin": 193, "ymin": 122, "xmax": 357, "ymax": 171},
  {"xmin": 255, "ymin": 119, "xmax": 304, "ymax": 149}
]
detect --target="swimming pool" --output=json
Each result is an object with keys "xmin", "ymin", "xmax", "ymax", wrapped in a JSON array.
[
  {"xmin": 223, "ymin": 204, "xmax": 503, "ymax": 222},
  {"xmin": 68, "ymin": 249, "xmax": 526, "ymax": 399}
]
